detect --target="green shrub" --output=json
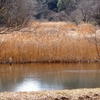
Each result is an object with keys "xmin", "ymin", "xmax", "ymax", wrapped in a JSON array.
[{"xmin": 57, "ymin": 0, "xmax": 76, "ymax": 11}]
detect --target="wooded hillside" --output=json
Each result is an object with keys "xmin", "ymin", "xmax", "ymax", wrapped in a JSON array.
[
  {"xmin": 0, "ymin": 0, "xmax": 100, "ymax": 27},
  {"xmin": 32, "ymin": 0, "xmax": 100, "ymax": 25}
]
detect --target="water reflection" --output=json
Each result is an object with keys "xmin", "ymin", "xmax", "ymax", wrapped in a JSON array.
[
  {"xmin": 15, "ymin": 79, "xmax": 40, "ymax": 91},
  {"xmin": 0, "ymin": 63, "xmax": 100, "ymax": 92}
]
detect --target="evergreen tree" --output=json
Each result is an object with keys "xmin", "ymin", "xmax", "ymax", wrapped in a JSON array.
[{"xmin": 57, "ymin": 0, "xmax": 76, "ymax": 11}]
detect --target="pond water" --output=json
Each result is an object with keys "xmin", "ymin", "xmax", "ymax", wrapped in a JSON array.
[{"xmin": 0, "ymin": 63, "xmax": 100, "ymax": 92}]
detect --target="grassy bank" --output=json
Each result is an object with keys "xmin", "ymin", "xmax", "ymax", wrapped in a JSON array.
[
  {"xmin": 0, "ymin": 22, "xmax": 100, "ymax": 63},
  {"xmin": 0, "ymin": 89, "xmax": 100, "ymax": 100}
]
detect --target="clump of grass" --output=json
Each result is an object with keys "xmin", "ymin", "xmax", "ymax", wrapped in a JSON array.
[
  {"xmin": 0, "ymin": 22, "xmax": 99, "ymax": 63},
  {"xmin": 77, "ymin": 23, "xmax": 96, "ymax": 34}
]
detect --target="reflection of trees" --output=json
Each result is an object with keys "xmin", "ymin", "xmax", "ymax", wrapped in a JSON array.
[
  {"xmin": 62, "ymin": 72, "xmax": 100, "ymax": 89},
  {"xmin": 0, "ymin": 63, "xmax": 100, "ymax": 91},
  {"xmin": 0, "ymin": 65, "xmax": 25, "ymax": 91}
]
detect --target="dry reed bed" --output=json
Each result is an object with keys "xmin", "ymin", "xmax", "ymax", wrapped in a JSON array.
[
  {"xmin": 0, "ymin": 22, "xmax": 100, "ymax": 63},
  {"xmin": 0, "ymin": 89, "xmax": 100, "ymax": 100}
]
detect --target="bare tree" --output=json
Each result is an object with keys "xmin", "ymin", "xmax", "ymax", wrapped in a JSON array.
[
  {"xmin": 85, "ymin": 31, "xmax": 100, "ymax": 58},
  {"xmin": 0, "ymin": 0, "xmax": 32, "ymax": 30},
  {"xmin": 93, "ymin": 0, "xmax": 100, "ymax": 25},
  {"xmin": 78, "ymin": 0, "xmax": 94, "ymax": 23}
]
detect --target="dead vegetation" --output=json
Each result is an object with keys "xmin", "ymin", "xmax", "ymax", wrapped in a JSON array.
[
  {"xmin": 0, "ymin": 89, "xmax": 100, "ymax": 100},
  {"xmin": 0, "ymin": 22, "xmax": 100, "ymax": 63}
]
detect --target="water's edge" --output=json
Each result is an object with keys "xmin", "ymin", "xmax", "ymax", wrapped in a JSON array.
[{"xmin": 0, "ymin": 60, "xmax": 100, "ymax": 64}]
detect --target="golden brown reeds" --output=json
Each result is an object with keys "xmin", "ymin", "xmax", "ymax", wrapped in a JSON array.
[{"xmin": 0, "ymin": 22, "xmax": 99, "ymax": 63}]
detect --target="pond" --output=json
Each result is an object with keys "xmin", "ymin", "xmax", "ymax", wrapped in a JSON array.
[{"xmin": 0, "ymin": 63, "xmax": 100, "ymax": 92}]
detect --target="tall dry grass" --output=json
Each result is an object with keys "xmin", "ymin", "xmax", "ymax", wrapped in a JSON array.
[{"xmin": 0, "ymin": 22, "xmax": 100, "ymax": 63}]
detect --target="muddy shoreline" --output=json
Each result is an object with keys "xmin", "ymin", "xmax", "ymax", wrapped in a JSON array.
[{"xmin": 0, "ymin": 89, "xmax": 100, "ymax": 100}]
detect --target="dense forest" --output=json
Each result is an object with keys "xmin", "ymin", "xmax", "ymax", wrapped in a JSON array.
[{"xmin": 0, "ymin": 0, "xmax": 100, "ymax": 27}]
